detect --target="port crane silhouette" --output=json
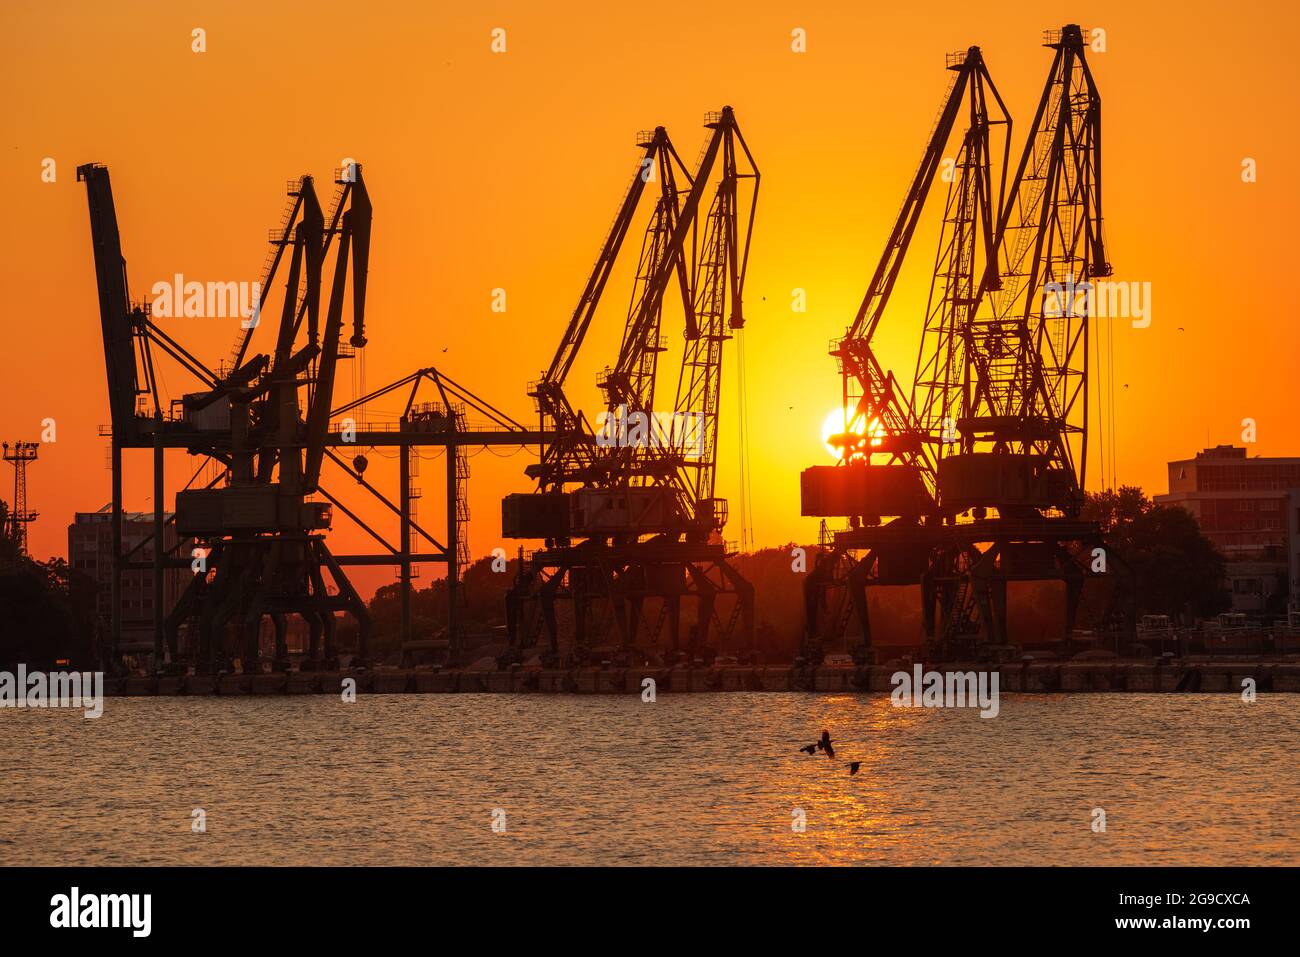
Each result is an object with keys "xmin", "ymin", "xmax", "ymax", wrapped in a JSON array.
[
  {"xmin": 503, "ymin": 108, "xmax": 759, "ymax": 666},
  {"xmin": 801, "ymin": 26, "xmax": 1133, "ymax": 663},
  {"xmin": 80, "ymin": 164, "xmax": 552, "ymax": 672}
]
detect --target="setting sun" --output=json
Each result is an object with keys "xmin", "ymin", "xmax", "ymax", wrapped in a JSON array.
[{"xmin": 820, "ymin": 406, "xmax": 883, "ymax": 460}]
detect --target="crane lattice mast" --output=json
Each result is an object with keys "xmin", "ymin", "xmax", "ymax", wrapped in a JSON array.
[
  {"xmin": 671, "ymin": 108, "xmax": 759, "ymax": 539},
  {"xmin": 955, "ymin": 24, "xmax": 1109, "ymax": 516}
]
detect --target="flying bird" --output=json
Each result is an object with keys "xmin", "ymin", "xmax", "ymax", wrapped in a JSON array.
[
  {"xmin": 817, "ymin": 730, "xmax": 834, "ymax": 759},
  {"xmin": 798, "ymin": 730, "xmax": 835, "ymax": 758},
  {"xmin": 797, "ymin": 731, "xmax": 862, "ymax": 778}
]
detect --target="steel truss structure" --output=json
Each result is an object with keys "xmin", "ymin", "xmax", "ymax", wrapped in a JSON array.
[
  {"xmin": 80, "ymin": 164, "xmax": 550, "ymax": 673},
  {"xmin": 802, "ymin": 26, "xmax": 1134, "ymax": 663},
  {"xmin": 504, "ymin": 109, "xmax": 759, "ymax": 665}
]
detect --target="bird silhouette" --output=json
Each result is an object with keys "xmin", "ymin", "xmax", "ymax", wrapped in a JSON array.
[
  {"xmin": 817, "ymin": 730, "xmax": 834, "ymax": 758},
  {"xmin": 798, "ymin": 729, "xmax": 835, "ymax": 758},
  {"xmin": 797, "ymin": 730, "xmax": 862, "ymax": 777}
]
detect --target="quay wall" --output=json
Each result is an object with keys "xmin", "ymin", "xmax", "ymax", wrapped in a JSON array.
[{"xmin": 107, "ymin": 660, "xmax": 1300, "ymax": 696}]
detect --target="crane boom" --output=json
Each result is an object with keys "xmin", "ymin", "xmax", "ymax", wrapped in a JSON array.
[{"xmin": 77, "ymin": 164, "xmax": 154, "ymax": 443}]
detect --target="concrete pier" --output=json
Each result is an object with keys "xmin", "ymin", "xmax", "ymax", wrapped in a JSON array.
[{"xmin": 99, "ymin": 660, "xmax": 1300, "ymax": 696}]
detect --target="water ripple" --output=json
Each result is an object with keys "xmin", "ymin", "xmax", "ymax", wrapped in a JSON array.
[{"xmin": 0, "ymin": 693, "xmax": 1296, "ymax": 865}]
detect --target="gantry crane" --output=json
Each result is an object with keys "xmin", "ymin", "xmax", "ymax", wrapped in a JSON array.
[
  {"xmin": 800, "ymin": 46, "xmax": 1009, "ymax": 661},
  {"xmin": 922, "ymin": 24, "xmax": 1131, "ymax": 655},
  {"xmin": 81, "ymin": 163, "xmax": 554, "ymax": 673},
  {"xmin": 504, "ymin": 108, "xmax": 758, "ymax": 666},
  {"xmin": 80, "ymin": 163, "xmax": 374, "ymax": 670},
  {"xmin": 801, "ymin": 26, "xmax": 1131, "ymax": 662},
  {"xmin": 164, "ymin": 169, "xmax": 375, "ymax": 670}
]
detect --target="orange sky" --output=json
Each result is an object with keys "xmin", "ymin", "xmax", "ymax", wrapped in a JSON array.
[{"xmin": 2, "ymin": 1, "xmax": 1298, "ymax": 595}]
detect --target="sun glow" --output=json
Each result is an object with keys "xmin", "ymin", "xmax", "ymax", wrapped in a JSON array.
[{"xmin": 820, "ymin": 406, "xmax": 884, "ymax": 460}]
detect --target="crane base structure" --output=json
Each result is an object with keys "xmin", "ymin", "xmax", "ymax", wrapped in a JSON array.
[
  {"xmin": 505, "ymin": 540, "xmax": 753, "ymax": 667},
  {"xmin": 802, "ymin": 518, "xmax": 1135, "ymax": 664},
  {"xmin": 164, "ymin": 532, "xmax": 368, "ymax": 673}
]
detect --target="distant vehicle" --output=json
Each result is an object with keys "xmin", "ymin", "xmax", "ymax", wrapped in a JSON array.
[
  {"xmin": 1138, "ymin": 615, "xmax": 1172, "ymax": 632},
  {"xmin": 1214, "ymin": 613, "xmax": 1250, "ymax": 631},
  {"xmin": 1135, "ymin": 614, "xmax": 1177, "ymax": 656}
]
